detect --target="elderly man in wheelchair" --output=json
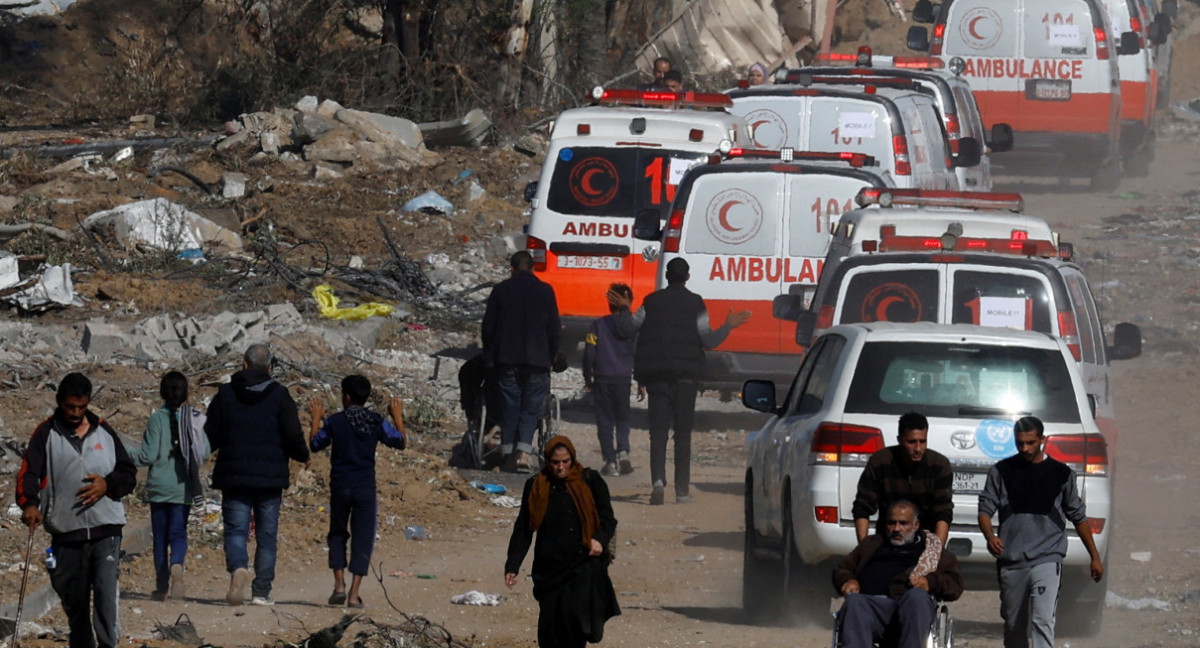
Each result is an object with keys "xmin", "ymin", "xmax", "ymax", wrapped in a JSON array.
[{"xmin": 832, "ymin": 500, "xmax": 964, "ymax": 648}]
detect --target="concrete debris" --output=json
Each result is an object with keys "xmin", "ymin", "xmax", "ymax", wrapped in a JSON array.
[
  {"xmin": 129, "ymin": 114, "xmax": 156, "ymax": 131},
  {"xmin": 83, "ymin": 198, "xmax": 243, "ymax": 252},
  {"xmin": 513, "ymin": 132, "xmax": 549, "ymax": 158},
  {"xmin": 1170, "ymin": 99, "xmax": 1200, "ymax": 123},
  {"xmin": 3, "ymin": 264, "xmax": 83, "ymax": 312},
  {"xmin": 222, "ymin": 172, "xmax": 248, "ymax": 199},
  {"xmin": 0, "ymin": 195, "xmax": 18, "ymax": 213},
  {"xmin": 295, "ymin": 95, "xmax": 320, "ymax": 113},
  {"xmin": 1106, "ymin": 591, "xmax": 1170, "ymax": 611},
  {"xmin": 313, "ymin": 162, "xmax": 346, "ymax": 180},
  {"xmin": 418, "ymin": 108, "xmax": 493, "ymax": 148},
  {"xmin": 0, "ymin": 251, "xmax": 18, "ymax": 290}
]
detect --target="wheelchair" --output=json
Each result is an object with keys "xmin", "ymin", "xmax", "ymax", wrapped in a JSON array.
[
  {"xmin": 455, "ymin": 353, "xmax": 560, "ymax": 470},
  {"xmin": 831, "ymin": 601, "xmax": 953, "ymax": 648}
]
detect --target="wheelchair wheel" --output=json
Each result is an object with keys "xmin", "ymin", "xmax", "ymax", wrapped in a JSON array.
[
  {"xmin": 933, "ymin": 605, "xmax": 953, "ymax": 648},
  {"xmin": 531, "ymin": 393, "xmax": 560, "ymax": 466}
]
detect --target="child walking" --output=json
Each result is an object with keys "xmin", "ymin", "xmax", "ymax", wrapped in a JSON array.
[
  {"xmin": 134, "ymin": 371, "xmax": 210, "ymax": 601},
  {"xmin": 583, "ymin": 283, "xmax": 642, "ymax": 476},
  {"xmin": 309, "ymin": 375, "xmax": 406, "ymax": 608}
]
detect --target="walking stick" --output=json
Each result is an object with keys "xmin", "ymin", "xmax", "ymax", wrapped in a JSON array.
[{"xmin": 11, "ymin": 524, "xmax": 36, "ymax": 648}]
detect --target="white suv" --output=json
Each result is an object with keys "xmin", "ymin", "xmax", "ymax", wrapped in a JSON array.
[{"xmin": 741, "ymin": 322, "xmax": 1111, "ymax": 633}]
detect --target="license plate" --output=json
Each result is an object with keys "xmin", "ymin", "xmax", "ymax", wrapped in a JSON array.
[
  {"xmin": 557, "ymin": 255, "xmax": 622, "ymax": 270},
  {"xmin": 953, "ymin": 471, "xmax": 987, "ymax": 494},
  {"xmin": 1026, "ymin": 79, "xmax": 1072, "ymax": 101}
]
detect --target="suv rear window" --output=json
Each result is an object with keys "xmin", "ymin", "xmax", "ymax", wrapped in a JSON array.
[
  {"xmin": 845, "ymin": 341, "xmax": 1082, "ymax": 422},
  {"xmin": 840, "ymin": 269, "xmax": 940, "ymax": 324},
  {"xmin": 949, "ymin": 270, "xmax": 1053, "ymax": 332},
  {"xmin": 546, "ymin": 147, "xmax": 706, "ymax": 219}
]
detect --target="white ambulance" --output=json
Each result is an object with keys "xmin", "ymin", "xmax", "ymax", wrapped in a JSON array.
[
  {"xmin": 524, "ymin": 88, "xmax": 753, "ymax": 345},
  {"xmin": 729, "ymin": 83, "xmax": 960, "ymax": 190},
  {"xmin": 779, "ymin": 48, "xmax": 1014, "ymax": 190},
  {"xmin": 630, "ymin": 149, "xmax": 891, "ymax": 386},
  {"xmin": 907, "ymin": 0, "xmax": 1125, "ymax": 189}
]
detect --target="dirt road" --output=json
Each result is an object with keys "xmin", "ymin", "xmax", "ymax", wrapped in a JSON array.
[{"xmin": 6, "ymin": 133, "xmax": 1175, "ymax": 648}]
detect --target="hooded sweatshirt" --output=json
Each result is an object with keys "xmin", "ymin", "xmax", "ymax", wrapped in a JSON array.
[
  {"xmin": 204, "ymin": 368, "xmax": 309, "ymax": 491},
  {"xmin": 310, "ymin": 405, "xmax": 406, "ymax": 488}
]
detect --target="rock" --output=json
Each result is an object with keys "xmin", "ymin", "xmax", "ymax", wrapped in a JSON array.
[
  {"xmin": 82, "ymin": 320, "xmax": 126, "ymax": 359},
  {"xmin": 0, "ymin": 195, "xmax": 19, "ymax": 213},
  {"xmin": 215, "ymin": 130, "xmax": 251, "ymax": 152},
  {"xmin": 304, "ymin": 130, "xmax": 359, "ymax": 163},
  {"xmin": 335, "ymin": 108, "xmax": 425, "ymax": 150},
  {"xmin": 260, "ymin": 131, "xmax": 280, "ymax": 155},
  {"xmin": 514, "ymin": 132, "xmax": 549, "ymax": 157},
  {"xmin": 292, "ymin": 112, "xmax": 341, "ymax": 144},
  {"xmin": 317, "ymin": 99, "xmax": 344, "ymax": 118},
  {"xmin": 222, "ymin": 172, "xmax": 248, "ymax": 199},
  {"xmin": 129, "ymin": 114, "xmax": 156, "ymax": 131},
  {"xmin": 313, "ymin": 162, "xmax": 346, "ymax": 180},
  {"xmin": 295, "ymin": 95, "xmax": 319, "ymax": 112},
  {"xmin": 266, "ymin": 303, "xmax": 303, "ymax": 328}
]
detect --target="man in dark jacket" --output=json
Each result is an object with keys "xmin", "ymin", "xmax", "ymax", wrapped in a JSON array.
[
  {"xmin": 833, "ymin": 500, "xmax": 964, "ymax": 648},
  {"xmin": 482, "ymin": 251, "xmax": 561, "ymax": 473},
  {"xmin": 205, "ymin": 343, "xmax": 310, "ymax": 606},
  {"xmin": 16, "ymin": 372, "xmax": 137, "ymax": 648},
  {"xmin": 853, "ymin": 411, "xmax": 954, "ymax": 545},
  {"xmin": 609, "ymin": 258, "xmax": 750, "ymax": 505}
]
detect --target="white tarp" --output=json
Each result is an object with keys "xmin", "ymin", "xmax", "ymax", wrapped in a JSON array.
[
  {"xmin": 5, "ymin": 263, "xmax": 82, "ymax": 310},
  {"xmin": 82, "ymin": 198, "xmax": 242, "ymax": 252}
]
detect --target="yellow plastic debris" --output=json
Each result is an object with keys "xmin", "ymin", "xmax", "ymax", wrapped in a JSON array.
[{"xmin": 312, "ymin": 284, "xmax": 395, "ymax": 321}]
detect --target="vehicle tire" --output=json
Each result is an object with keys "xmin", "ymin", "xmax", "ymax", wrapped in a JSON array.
[
  {"xmin": 743, "ymin": 476, "xmax": 777, "ymax": 620},
  {"xmin": 780, "ymin": 493, "xmax": 833, "ymax": 627},
  {"xmin": 1057, "ymin": 576, "xmax": 1106, "ymax": 637},
  {"xmin": 1089, "ymin": 158, "xmax": 1122, "ymax": 192},
  {"xmin": 1124, "ymin": 135, "xmax": 1155, "ymax": 178}
]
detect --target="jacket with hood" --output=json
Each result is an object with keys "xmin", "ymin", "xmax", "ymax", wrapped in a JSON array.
[
  {"xmin": 16, "ymin": 410, "xmax": 137, "ymax": 542},
  {"xmin": 309, "ymin": 406, "xmax": 406, "ymax": 488},
  {"xmin": 205, "ymin": 368, "xmax": 309, "ymax": 491}
]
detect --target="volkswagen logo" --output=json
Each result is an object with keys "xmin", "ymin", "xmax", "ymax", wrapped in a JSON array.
[
  {"xmin": 641, "ymin": 245, "xmax": 660, "ymax": 263},
  {"xmin": 951, "ymin": 430, "xmax": 976, "ymax": 450}
]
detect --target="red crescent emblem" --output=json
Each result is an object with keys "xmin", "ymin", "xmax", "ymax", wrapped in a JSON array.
[
  {"xmin": 874, "ymin": 295, "xmax": 904, "ymax": 321},
  {"xmin": 968, "ymin": 15, "xmax": 987, "ymax": 40},
  {"xmin": 719, "ymin": 200, "xmax": 744, "ymax": 232},
  {"xmin": 580, "ymin": 168, "xmax": 604, "ymax": 196}
]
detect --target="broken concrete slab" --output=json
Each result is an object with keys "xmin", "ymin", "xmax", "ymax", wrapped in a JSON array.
[
  {"xmin": 260, "ymin": 131, "xmax": 281, "ymax": 155},
  {"xmin": 335, "ymin": 108, "xmax": 425, "ymax": 150},
  {"xmin": 293, "ymin": 112, "xmax": 341, "ymax": 144},
  {"xmin": 418, "ymin": 108, "xmax": 493, "ymax": 148},
  {"xmin": 216, "ymin": 129, "xmax": 252, "ymax": 152},
  {"xmin": 304, "ymin": 130, "xmax": 359, "ymax": 164},
  {"xmin": 83, "ymin": 198, "xmax": 243, "ymax": 252},
  {"xmin": 222, "ymin": 172, "xmax": 249, "ymax": 199},
  {"xmin": 317, "ymin": 99, "xmax": 345, "ymax": 119},
  {"xmin": 82, "ymin": 320, "xmax": 126, "ymax": 359},
  {"xmin": 267, "ymin": 302, "xmax": 303, "ymax": 328}
]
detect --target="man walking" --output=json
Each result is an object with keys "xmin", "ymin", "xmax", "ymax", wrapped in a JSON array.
[
  {"xmin": 609, "ymin": 258, "xmax": 750, "ymax": 505},
  {"xmin": 978, "ymin": 416, "xmax": 1104, "ymax": 648},
  {"xmin": 482, "ymin": 250, "xmax": 561, "ymax": 473},
  {"xmin": 16, "ymin": 372, "xmax": 137, "ymax": 648},
  {"xmin": 853, "ymin": 411, "xmax": 953, "ymax": 546},
  {"xmin": 205, "ymin": 343, "xmax": 310, "ymax": 606}
]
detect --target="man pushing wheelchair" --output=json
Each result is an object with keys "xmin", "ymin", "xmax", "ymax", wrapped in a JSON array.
[{"xmin": 832, "ymin": 500, "xmax": 964, "ymax": 648}]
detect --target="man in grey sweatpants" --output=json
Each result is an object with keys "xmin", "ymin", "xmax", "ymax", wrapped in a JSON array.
[{"xmin": 978, "ymin": 416, "xmax": 1104, "ymax": 648}]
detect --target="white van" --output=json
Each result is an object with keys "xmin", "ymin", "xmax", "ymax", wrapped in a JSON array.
[
  {"xmin": 630, "ymin": 149, "xmax": 891, "ymax": 386},
  {"xmin": 730, "ymin": 84, "xmax": 959, "ymax": 190},
  {"xmin": 783, "ymin": 49, "xmax": 1014, "ymax": 189},
  {"xmin": 907, "ymin": 0, "xmax": 1126, "ymax": 189},
  {"xmin": 524, "ymin": 89, "xmax": 753, "ymax": 343}
]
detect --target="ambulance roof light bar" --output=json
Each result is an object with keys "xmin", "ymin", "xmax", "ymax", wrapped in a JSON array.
[
  {"xmin": 725, "ymin": 148, "xmax": 878, "ymax": 168},
  {"xmin": 588, "ymin": 87, "xmax": 734, "ymax": 109},
  {"xmin": 867, "ymin": 224, "xmax": 1065, "ymax": 258},
  {"xmin": 855, "ymin": 188, "xmax": 1025, "ymax": 212},
  {"xmin": 807, "ymin": 53, "xmax": 945, "ymax": 70}
]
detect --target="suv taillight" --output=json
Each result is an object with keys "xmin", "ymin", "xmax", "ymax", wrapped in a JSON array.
[
  {"xmin": 811, "ymin": 422, "xmax": 884, "ymax": 465},
  {"xmin": 1058, "ymin": 311, "xmax": 1081, "ymax": 361},
  {"xmin": 1044, "ymin": 434, "xmax": 1108, "ymax": 476},
  {"xmin": 893, "ymin": 135, "xmax": 912, "ymax": 175},
  {"xmin": 664, "ymin": 209, "xmax": 684, "ymax": 253},
  {"xmin": 526, "ymin": 235, "xmax": 547, "ymax": 271}
]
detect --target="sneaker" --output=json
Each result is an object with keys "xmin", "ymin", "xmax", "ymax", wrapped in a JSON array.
[
  {"xmin": 650, "ymin": 485, "xmax": 665, "ymax": 506},
  {"xmin": 250, "ymin": 596, "xmax": 275, "ymax": 606},
  {"xmin": 617, "ymin": 451, "xmax": 634, "ymax": 475},
  {"xmin": 226, "ymin": 567, "xmax": 251, "ymax": 606},
  {"xmin": 602, "ymin": 461, "xmax": 620, "ymax": 477},
  {"xmin": 676, "ymin": 493, "xmax": 692, "ymax": 504},
  {"xmin": 169, "ymin": 563, "xmax": 186, "ymax": 600}
]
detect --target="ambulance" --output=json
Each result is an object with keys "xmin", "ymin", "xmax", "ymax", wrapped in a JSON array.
[
  {"xmin": 630, "ymin": 149, "xmax": 891, "ymax": 386},
  {"xmin": 524, "ymin": 88, "xmax": 753, "ymax": 347},
  {"xmin": 777, "ymin": 48, "xmax": 1014, "ymax": 190},
  {"xmin": 906, "ymin": 0, "xmax": 1126, "ymax": 189},
  {"xmin": 729, "ymin": 83, "xmax": 960, "ymax": 190}
]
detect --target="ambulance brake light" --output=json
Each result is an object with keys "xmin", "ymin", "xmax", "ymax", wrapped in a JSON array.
[
  {"xmin": 1058, "ymin": 311, "xmax": 1082, "ymax": 361},
  {"xmin": 855, "ymin": 188, "xmax": 1025, "ymax": 211},
  {"xmin": 945, "ymin": 114, "xmax": 961, "ymax": 153},
  {"xmin": 577, "ymin": 124, "xmax": 591, "ymax": 135},
  {"xmin": 931, "ymin": 23, "xmax": 946, "ymax": 55},
  {"xmin": 892, "ymin": 136, "xmax": 912, "ymax": 175},
  {"xmin": 737, "ymin": 79, "xmax": 750, "ymax": 89},
  {"xmin": 526, "ymin": 236, "xmax": 548, "ymax": 272},
  {"xmin": 1130, "ymin": 17, "xmax": 1146, "ymax": 47},
  {"xmin": 664, "ymin": 210, "xmax": 684, "ymax": 253},
  {"xmin": 1094, "ymin": 26, "xmax": 1110, "ymax": 59},
  {"xmin": 689, "ymin": 128, "xmax": 704, "ymax": 142}
]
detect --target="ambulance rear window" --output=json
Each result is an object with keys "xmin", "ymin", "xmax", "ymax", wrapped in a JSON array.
[
  {"xmin": 950, "ymin": 270, "xmax": 1053, "ymax": 332},
  {"xmin": 545, "ymin": 147, "xmax": 706, "ymax": 219},
  {"xmin": 839, "ymin": 269, "xmax": 939, "ymax": 325}
]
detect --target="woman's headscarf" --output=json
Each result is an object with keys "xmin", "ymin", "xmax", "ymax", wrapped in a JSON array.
[
  {"xmin": 527, "ymin": 435, "xmax": 601, "ymax": 550},
  {"xmin": 748, "ymin": 62, "xmax": 769, "ymax": 85}
]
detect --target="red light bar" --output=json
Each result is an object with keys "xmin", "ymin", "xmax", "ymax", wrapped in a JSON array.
[
  {"xmin": 892, "ymin": 56, "xmax": 945, "ymax": 69},
  {"xmin": 855, "ymin": 188, "xmax": 1025, "ymax": 211},
  {"xmin": 814, "ymin": 53, "xmax": 859, "ymax": 62},
  {"xmin": 591, "ymin": 88, "xmax": 733, "ymax": 109},
  {"xmin": 879, "ymin": 235, "xmax": 1059, "ymax": 256},
  {"xmin": 726, "ymin": 148, "xmax": 877, "ymax": 168}
]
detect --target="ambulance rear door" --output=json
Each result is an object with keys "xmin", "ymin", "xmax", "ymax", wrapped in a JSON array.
[
  {"xmin": 731, "ymin": 95, "xmax": 812, "ymax": 150},
  {"xmin": 803, "ymin": 96, "xmax": 905, "ymax": 185},
  {"xmin": 938, "ymin": 0, "xmax": 1023, "ymax": 131}
]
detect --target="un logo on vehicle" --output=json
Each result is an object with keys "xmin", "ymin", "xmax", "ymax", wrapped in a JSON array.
[{"xmin": 976, "ymin": 419, "xmax": 1015, "ymax": 459}]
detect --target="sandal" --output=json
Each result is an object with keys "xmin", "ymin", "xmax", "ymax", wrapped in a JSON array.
[
  {"xmin": 328, "ymin": 591, "xmax": 347, "ymax": 606},
  {"xmin": 347, "ymin": 598, "xmax": 364, "ymax": 609}
]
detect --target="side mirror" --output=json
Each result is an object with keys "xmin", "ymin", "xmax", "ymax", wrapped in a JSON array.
[
  {"xmin": 988, "ymin": 123, "xmax": 1014, "ymax": 152},
  {"xmin": 1107, "ymin": 322, "xmax": 1142, "ymax": 360},
  {"xmin": 907, "ymin": 26, "xmax": 931, "ymax": 51},
  {"xmin": 954, "ymin": 137, "xmax": 983, "ymax": 167},
  {"xmin": 1162, "ymin": 0, "xmax": 1178, "ymax": 18},
  {"xmin": 795, "ymin": 310, "xmax": 818, "ymax": 346},
  {"xmin": 742, "ymin": 379, "xmax": 779, "ymax": 414},
  {"xmin": 1117, "ymin": 30, "xmax": 1141, "ymax": 55},
  {"xmin": 632, "ymin": 208, "xmax": 663, "ymax": 240},
  {"xmin": 523, "ymin": 181, "xmax": 538, "ymax": 203},
  {"xmin": 773, "ymin": 294, "xmax": 804, "ymax": 321},
  {"xmin": 912, "ymin": 0, "xmax": 936, "ymax": 23}
]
